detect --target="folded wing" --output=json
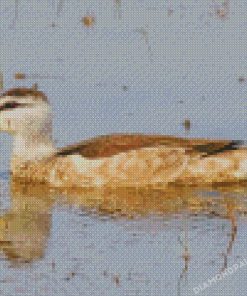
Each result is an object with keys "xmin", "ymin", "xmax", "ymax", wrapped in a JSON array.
[{"xmin": 57, "ymin": 134, "xmax": 243, "ymax": 159}]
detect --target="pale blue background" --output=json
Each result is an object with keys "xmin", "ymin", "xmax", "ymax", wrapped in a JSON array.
[{"xmin": 0, "ymin": 1, "xmax": 247, "ymax": 295}]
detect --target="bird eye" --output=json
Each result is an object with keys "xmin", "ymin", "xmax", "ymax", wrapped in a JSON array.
[
  {"xmin": 0, "ymin": 101, "xmax": 20, "ymax": 111},
  {"xmin": 5, "ymin": 102, "xmax": 19, "ymax": 108}
]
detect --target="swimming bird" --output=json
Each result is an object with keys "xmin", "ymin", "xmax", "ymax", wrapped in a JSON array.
[{"xmin": 0, "ymin": 87, "xmax": 246, "ymax": 187}]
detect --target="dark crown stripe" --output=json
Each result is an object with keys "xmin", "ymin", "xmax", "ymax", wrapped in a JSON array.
[{"xmin": 0, "ymin": 88, "xmax": 47, "ymax": 102}]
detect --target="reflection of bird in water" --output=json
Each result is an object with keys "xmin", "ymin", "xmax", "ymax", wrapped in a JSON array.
[
  {"xmin": 0, "ymin": 88, "xmax": 247, "ymax": 188},
  {"xmin": 0, "ymin": 182, "xmax": 54, "ymax": 264},
  {"xmin": 0, "ymin": 180, "xmax": 245, "ymax": 265}
]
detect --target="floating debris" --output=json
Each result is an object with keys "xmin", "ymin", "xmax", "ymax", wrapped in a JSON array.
[
  {"xmin": 216, "ymin": 8, "xmax": 227, "ymax": 18},
  {"xmin": 14, "ymin": 73, "xmax": 62, "ymax": 80},
  {"xmin": 32, "ymin": 83, "xmax": 38, "ymax": 91},
  {"xmin": 82, "ymin": 15, "xmax": 95, "ymax": 27},
  {"xmin": 57, "ymin": 0, "xmax": 64, "ymax": 17},
  {"xmin": 135, "ymin": 27, "xmax": 153, "ymax": 61},
  {"xmin": 183, "ymin": 119, "xmax": 191, "ymax": 131},
  {"xmin": 11, "ymin": 0, "xmax": 19, "ymax": 28},
  {"xmin": 51, "ymin": 261, "xmax": 55, "ymax": 271},
  {"xmin": 64, "ymin": 272, "xmax": 76, "ymax": 281},
  {"xmin": 182, "ymin": 246, "xmax": 191, "ymax": 263},
  {"xmin": 113, "ymin": 274, "xmax": 120, "ymax": 286},
  {"xmin": 0, "ymin": 72, "xmax": 3, "ymax": 90},
  {"xmin": 238, "ymin": 76, "xmax": 246, "ymax": 83},
  {"xmin": 103, "ymin": 270, "xmax": 108, "ymax": 277},
  {"xmin": 167, "ymin": 8, "xmax": 174, "ymax": 16},
  {"xmin": 213, "ymin": 0, "xmax": 229, "ymax": 19},
  {"xmin": 14, "ymin": 73, "xmax": 26, "ymax": 80}
]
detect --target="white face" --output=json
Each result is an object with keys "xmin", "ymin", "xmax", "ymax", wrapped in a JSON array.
[{"xmin": 0, "ymin": 95, "xmax": 51, "ymax": 134}]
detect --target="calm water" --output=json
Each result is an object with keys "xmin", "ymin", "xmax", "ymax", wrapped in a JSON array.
[{"xmin": 0, "ymin": 0, "xmax": 247, "ymax": 295}]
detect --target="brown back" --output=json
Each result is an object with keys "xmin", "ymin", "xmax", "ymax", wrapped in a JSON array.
[{"xmin": 57, "ymin": 133, "xmax": 242, "ymax": 159}]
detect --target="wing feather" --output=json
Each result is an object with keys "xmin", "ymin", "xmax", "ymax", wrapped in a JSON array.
[{"xmin": 56, "ymin": 134, "xmax": 242, "ymax": 159}]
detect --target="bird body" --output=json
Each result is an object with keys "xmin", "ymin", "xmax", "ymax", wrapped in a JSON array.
[
  {"xmin": 11, "ymin": 145, "xmax": 247, "ymax": 188},
  {"xmin": 0, "ymin": 87, "xmax": 246, "ymax": 188}
]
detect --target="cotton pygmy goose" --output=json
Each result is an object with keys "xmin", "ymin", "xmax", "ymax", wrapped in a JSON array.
[{"xmin": 0, "ymin": 87, "xmax": 246, "ymax": 187}]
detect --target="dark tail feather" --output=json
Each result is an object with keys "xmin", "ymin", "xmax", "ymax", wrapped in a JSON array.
[{"xmin": 197, "ymin": 140, "xmax": 244, "ymax": 157}]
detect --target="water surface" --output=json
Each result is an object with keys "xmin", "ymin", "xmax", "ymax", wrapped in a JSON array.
[{"xmin": 0, "ymin": 1, "xmax": 247, "ymax": 295}]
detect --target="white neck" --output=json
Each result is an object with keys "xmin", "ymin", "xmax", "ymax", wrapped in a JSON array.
[
  {"xmin": 9, "ymin": 103, "xmax": 58, "ymax": 162},
  {"xmin": 12, "ymin": 129, "xmax": 57, "ymax": 162}
]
